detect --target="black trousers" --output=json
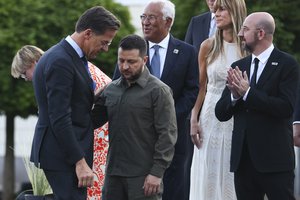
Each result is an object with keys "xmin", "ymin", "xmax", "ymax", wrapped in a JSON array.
[
  {"xmin": 162, "ymin": 154, "xmax": 186, "ymax": 200},
  {"xmin": 163, "ymin": 118, "xmax": 191, "ymax": 200},
  {"xmin": 44, "ymin": 169, "xmax": 87, "ymax": 200},
  {"xmin": 184, "ymin": 119, "xmax": 194, "ymax": 200},
  {"xmin": 234, "ymin": 143, "xmax": 295, "ymax": 200}
]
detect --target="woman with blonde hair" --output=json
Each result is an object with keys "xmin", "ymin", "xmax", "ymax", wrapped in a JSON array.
[
  {"xmin": 11, "ymin": 45, "xmax": 43, "ymax": 81},
  {"xmin": 189, "ymin": 0, "xmax": 247, "ymax": 199}
]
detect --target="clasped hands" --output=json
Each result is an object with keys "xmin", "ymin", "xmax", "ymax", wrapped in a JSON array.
[{"xmin": 226, "ymin": 66, "xmax": 250, "ymax": 99}]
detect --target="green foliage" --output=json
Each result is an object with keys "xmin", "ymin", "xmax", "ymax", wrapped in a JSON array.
[
  {"xmin": 171, "ymin": 0, "xmax": 207, "ymax": 40},
  {"xmin": 23, "ymin": 156, "xmax": 52, "ymax": 195},
  {"xmin": 0, "ymin": 0, "xmax": 135, "ymax": 117},
  {"xmin": 171, "ymin": 0, "xmax": 300, "ymax": 62}
]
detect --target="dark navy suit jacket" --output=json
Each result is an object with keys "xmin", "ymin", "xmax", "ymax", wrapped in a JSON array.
[
  {"xmin": 113, "ymin": 35, "xmax": 199, "ymax": 154},
  {"xmin": 184, "ymin": 11, "xmax": 211, "ymax": 53},
  {"xmin": 31, "ymin": 39, "xmax": 95, "ymax": 170}
]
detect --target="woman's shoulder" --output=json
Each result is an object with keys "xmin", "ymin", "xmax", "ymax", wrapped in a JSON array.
[
  {"xmin": 199, "ymin": 38, "xmax": 214, "ymax": 57},
  {"xmin": 200, "ymin": 38, "xmax": 214, "ymax": 53}
]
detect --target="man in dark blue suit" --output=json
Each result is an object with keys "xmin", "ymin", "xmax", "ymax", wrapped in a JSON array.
[
  {"xmin": 215, "ymin": 12, "xmax": 299, "ymax": 200},
  {"xmin": 113, "ymin": 1, "xmax": 198, "ymax": 199},
  {"xmin": 184, "ymin": 0, "xmax": 216, "ymax": 53},
  {"xmin": 31, "ymin": 6, "xmax": 120, "ymax": 200}
]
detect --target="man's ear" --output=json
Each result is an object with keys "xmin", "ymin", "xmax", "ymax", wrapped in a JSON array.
[
  {"xmin": 143, "ymin": 55, "xmax": 148, "ymax": 65},
  {"xmin": 257, "ymin": 29, "xmax": 265, "ymax": 40},
  {"xmin": 83, "ymin": 29, "xmax": 93, "ymax": 39},
  {"xmin": 165, "ymin": 17, "xmax": 173, "ymax": 29}
]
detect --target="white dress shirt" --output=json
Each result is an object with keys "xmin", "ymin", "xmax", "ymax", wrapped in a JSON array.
[{"xmin": 149, "ymin": 34, "xmax": 170, "ymax": 77}]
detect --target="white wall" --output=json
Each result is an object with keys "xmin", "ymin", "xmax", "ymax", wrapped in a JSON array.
[{"xmin": 0, "ymin": 115, "xmax": 36, "ymax": 157}]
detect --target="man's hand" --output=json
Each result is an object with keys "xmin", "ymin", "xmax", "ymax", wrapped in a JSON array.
[
  {"xmin": 293, "ymin": 124, "xmax": 300, "ymax": 147},
  {"xmin": 227, "ymin": 68, "xmax": 241, "ymax": 99},
  {"xmin": 143, "ymin": 174, "xmax": 161, "ymax": 196},
  {"xmin": 75, "ymin": 158, "xmax": 94, "ymax": 188},
  {"xmin": 227, "ymin": 66, "xmax": 250, "ymax": 98}
]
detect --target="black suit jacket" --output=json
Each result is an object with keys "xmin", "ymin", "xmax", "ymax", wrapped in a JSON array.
[
  {"xmin": 113, "ymin": 35, "xmax": 199, "ymax": 154},
  {"xmin": 31, "ymin": 39, "xmax": 95, "ymax": 170},
  {"xmin": 184, "ymin": 12, "xmax": 211, "ymax": 53},
  {"xmin": 293, "ymin": 84, "xmax": 300, "ymax": 121},
  {"xmin": 215, "ymin": 48, "xmax": 300, "ymax": 173}
]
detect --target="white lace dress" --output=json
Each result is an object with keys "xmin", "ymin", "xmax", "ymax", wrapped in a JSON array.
[{"xmin": 189, "ymin": 41, "xmax": 240, "ymax": 200}]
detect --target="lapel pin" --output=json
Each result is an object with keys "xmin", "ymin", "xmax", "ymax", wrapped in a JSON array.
[
  {"xmin": 271, "ymin": 62, "xmax": 278, "ymax": 66},
  {"xmin": 173, "ymin": 49, "xmax": 179, "ymax": 54}
]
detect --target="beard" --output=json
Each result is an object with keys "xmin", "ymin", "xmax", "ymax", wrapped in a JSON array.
[
  {"xmin": 244, "ymin": 43, "xmax": 253, "ymax": 53},
  {"xmin": 242, "ymin": 34, "xmax": 259, "ymax": 53},
  {"xmin": 121, "ymin": 66, "xmax": 144, "ymax": 83}
]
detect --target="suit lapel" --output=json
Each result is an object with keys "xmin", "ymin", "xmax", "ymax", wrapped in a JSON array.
[
  {"xmin": 203, "ymin": 12, "xmax": 211, "ymax": 38},
  {"xmin": 61, "ymin": 40, "xmax": 94, "ymax": 94},
  {"xmin": 161, "ymin": 36, "xmax": 179, "ymax": 81},
  {"xmin": 242, "ymin": 56, "xmax": 252, "ymax": 78},
  {"xmin": 146, "ymin": 44, "xmax": 151, "ymax": 72},
  {"xmin": 256, "ymin": 49, "xmax": 278, "ymax": 88}
]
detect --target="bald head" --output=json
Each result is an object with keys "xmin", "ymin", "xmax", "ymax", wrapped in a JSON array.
[
  {"xmin": 239, "ymin": 12, "xmax": 275, "ymax": 55},
  {"xmin": 246, "ymin": 12, "xmax": 275, "ymax": 35}
]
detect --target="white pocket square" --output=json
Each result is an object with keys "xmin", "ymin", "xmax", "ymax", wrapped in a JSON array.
[{"xmin": 271, "ymin": 62, "xmax": 278, "ymax": 66}]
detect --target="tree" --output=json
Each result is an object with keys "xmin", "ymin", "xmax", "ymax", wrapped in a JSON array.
[
  {"xmin": 171, "ymin": 0, "xmax": 300, "ymax": 61},
  {"xmin": 0, "ymin": 0, "xmax": 134, "ymax": 199}
]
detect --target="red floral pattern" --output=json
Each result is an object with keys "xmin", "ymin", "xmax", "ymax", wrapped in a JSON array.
[{"xmin": 87, "ymin": 62, "xmax": 111, "ymax": 200}]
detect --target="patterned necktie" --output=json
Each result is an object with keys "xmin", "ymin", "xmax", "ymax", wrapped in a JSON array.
[
  {"xmin": 250, "ymin": 58, "xmax": 259, "ymax": 87},
  {"xmin": 81, "ymin": 56, "xmax": 96, "ymax": 90},
  {"xmin": 151, "ymin": 45, "xmax": 161, "ymax": 78}
]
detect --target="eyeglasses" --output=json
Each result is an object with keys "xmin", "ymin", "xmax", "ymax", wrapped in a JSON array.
[
  {"xmin": 239, "ymin": 26, "xmax": 261, "ymax": 33},
  {"xmin": 140, "ymin": 14, "xmax": 160, "ymax": 23},
  {"xmin": 20, "ymin": 71, "xmax": 28, "ymax": 80},
  {"xmin": 100, "ymin": 40, "xmax": 112, "ymax": 48}
]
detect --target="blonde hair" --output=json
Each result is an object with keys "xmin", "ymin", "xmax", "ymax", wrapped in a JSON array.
[
  {"xmin": 11, "ymin": 45, "xmax": 44, "ymax": 78},
  {"xmin": 207, "ymin": 0, "xmax": 247, "ymax": 64}
]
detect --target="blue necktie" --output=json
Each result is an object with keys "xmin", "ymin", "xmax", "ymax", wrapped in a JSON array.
[
  {"xmin": 81, "ymin": 56, "xmax": 96, "ymax": 90},
  {"xmin": 151, "ymin": 45, "xmax": 161, "ymax": 78},
  {"xmin": 250, "ymin": 58, "xmax": 259, "ymax": 87}
]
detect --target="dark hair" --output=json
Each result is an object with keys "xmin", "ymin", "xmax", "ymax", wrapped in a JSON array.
[
  {"xmin": 118, "ymin": 34, "xmax": 147, "ymax": 57},
  {"xmin": 75, "ymin": 6, "xmax": 121, "ymax": 35}
]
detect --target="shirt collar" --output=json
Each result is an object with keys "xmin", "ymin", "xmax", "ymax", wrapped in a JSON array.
[
  {"xmin": 120, "ymin": 66, "xmax": 150, "ymax": 88},
  {"xmin": 65, "ymin": 35, "xmax": 84, "ymax": 58},
  {"xmin": 211, "ymin": 12, "xmax": 215, "ymax": 20},
  {"xmin": 148, "ymin": 33, "xmax": 170, "ymax": 50},
  {"xmin": 252, "ymin": 44, "xmax": 274, "ymax": 64}
]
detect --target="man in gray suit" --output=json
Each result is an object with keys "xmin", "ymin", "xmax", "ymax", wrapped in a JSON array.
[{"xmin": 31, "ymin": 6, "xmax": 120, "ymax": 199}]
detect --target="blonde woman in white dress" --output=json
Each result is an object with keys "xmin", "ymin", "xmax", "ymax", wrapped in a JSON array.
[{"xmin": 189, "ymin": 0, "xmax": 247, "ymax": 199}]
